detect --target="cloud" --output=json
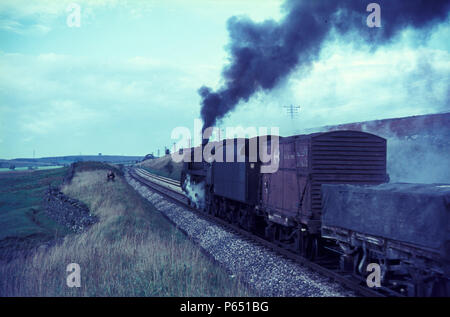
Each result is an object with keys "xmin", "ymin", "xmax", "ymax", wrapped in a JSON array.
[
  {"xmin": 0, "ymin": 50, "xmax": 211, "ymax": 157},
  {"xmin": 0, "ymin": 0, "xmax": 284, "ymax": 37},
  {"xmin": 0, "ymin": 0, "xmax": 121, "ymax": 34},
  {"xmin": 0, "ymin": 1, "xmax": 448, "ymax": 158},
  {"xmin": 0, "ymin": 0, "xmax": 121, "ymax": 19},
  {"xmin": 127, "ymin": 56, "xmax": 161, "ymax": 69},
  {"xmin": 0, "ymin": 52, "xmax": 191, "ymax": 108},
  {"xmin": 0, "ymin": 19, "xmax": 51, "ymax": 35},
  {"xmin": 216, "ymin": 28, "xmax": 450, "ymax": 136},
  {"xmin": 20, "ymin": 100, "xmax": 103, "ymax": 135}
]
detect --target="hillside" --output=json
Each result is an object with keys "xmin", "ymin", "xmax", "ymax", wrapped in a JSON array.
[
  {"xmin": 0, "ymin": 155, "xmax": 144, "ymax": 169},
  {"xmin": 136, "ymin": 155, "xmax": 183, "ymax": 181}
]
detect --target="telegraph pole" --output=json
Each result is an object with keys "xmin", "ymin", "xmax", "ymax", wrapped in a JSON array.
[{"xmin": 284, "ymin": 104, "xmax": 300, "ymax": 119}]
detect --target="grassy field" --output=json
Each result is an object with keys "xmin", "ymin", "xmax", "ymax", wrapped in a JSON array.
[
  {"xmin": 0, "ymin": 168, "xmax": 71, "ymax": 260},
  {"xmin": 0, "ymin": 166, "xmax": 64, "ymax": 172},
  {"xmin": 136, "ymin": 155, "xmax": 182, "ymax": 181},
  {"xmin": 0, "ymin": 162, "xmax": 254, "ymax": 296}
]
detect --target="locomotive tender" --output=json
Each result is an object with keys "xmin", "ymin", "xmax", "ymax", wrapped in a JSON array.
[{"xmin": 180, "ymin": 130, "xmax": 449, "ymax": 296}]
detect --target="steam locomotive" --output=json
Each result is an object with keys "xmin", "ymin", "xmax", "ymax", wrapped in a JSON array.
[{"xmin": 180, "ymin": 130, "xmax": 450, "ymax": 296}]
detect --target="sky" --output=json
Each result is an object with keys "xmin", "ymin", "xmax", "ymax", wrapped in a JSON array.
[{"xmin": 0, "ymin": 0, "xmax": 449, "ymax": 159}]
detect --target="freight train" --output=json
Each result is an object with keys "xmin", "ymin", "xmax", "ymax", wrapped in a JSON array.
[{"xmin": 179, "ymin": 130, "xmax": 449, "ymax": 296}]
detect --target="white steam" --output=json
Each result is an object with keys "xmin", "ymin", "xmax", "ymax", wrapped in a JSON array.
[
  {"xmin": 385, "ymin": 134, "xmax": 450, "ymax": 183},
  {"xmin": 302, "ymin": 113, "xmax": 450, "ymax": 184},
  {"xmin": 183, "ymin": 174, "xmax": 206, "ymax": 209},
  {"xmin": 357, "ymin": 119, "xmax": 450, "ymax": 184}
]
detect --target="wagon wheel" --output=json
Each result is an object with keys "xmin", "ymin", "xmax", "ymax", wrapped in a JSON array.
[
  {"xmin": 204, "ymin": 199, "xmax": 211, "ymax": 214},
  {"xmin": 218, "ymin": 198, "xmax": 226, "ymax": 219},
  {"xmin": 295, "ymin": 228, "xmax": 308, "ymax": 257},
  {"xmin": 205, "ymin": 187, "xmax": 213, "ymax": 214},
  {"xmin": 311, "ymin": 236, "xmax": 319, "ymax": 260},
  {"xmin": 300, "ymin": 234, "xmax": 318, "ymax": 261},
  {"xmin": 265, "ymin": 223, "xmax": 276, "ymax": 242},
  {"xmin": 239, "ymin": 206, "xmax": 253, "ymax": 232},
  {"xmin": 212, "ymin": 197, "xmax": 219, "ymax": 217},
  {"xmin": 247, "ymin": 211, "xmax": 256, "ymax": 234}
]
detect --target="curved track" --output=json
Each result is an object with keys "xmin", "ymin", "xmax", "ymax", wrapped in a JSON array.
[{"xmin": 129, "ymin": 167, "xmax": 395, "ymax": 297}]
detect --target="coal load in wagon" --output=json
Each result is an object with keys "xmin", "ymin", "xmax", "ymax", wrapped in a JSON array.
[{"xmin": 321, "ymin": 183, "xmax": 450, "ymax": 252}]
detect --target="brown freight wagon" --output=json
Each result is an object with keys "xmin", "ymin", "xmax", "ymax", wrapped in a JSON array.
[{"xmin": 260, "ymin": 130, "xmax": 388, "ymax": 235}]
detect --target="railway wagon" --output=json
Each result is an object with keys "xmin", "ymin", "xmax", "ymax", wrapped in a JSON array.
[
  {"xmin": 321, "ymin": 183, "xmax": 450, "ymax": 296},
  {"xmin": 209, "ymin": 138, "xmax": 260, "ymax": 205},
  {"xmin": 259, "ymin": 130, "xmax": 388, "ymax": 255}
]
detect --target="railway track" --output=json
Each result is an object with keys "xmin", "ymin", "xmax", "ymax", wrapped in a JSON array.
[{"xmin": 129, "ymin": 167, "xmax": 391, "ymax": 297}]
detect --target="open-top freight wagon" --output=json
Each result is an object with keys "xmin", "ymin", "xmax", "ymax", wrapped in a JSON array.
[{"xmin": 322, "ymin": 183, "xmax": 450, "ymax": 296}]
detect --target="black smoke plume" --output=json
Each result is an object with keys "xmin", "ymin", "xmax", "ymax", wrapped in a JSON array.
[{"xmin": 199, "ymin": 0, "xmax": 450, "ymax": 131}]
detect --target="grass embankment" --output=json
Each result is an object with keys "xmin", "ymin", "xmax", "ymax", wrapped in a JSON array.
[
  {"xmin": 0, "ymin": 162, "xmax": 253, "ymax": 296},
  {"xmin": 137, "ymin": 155, "xmax": 182, "ymax": 181},
  {"xmin": 0, "ymin": 168, "xmax": 71, "ymax": 259}
]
